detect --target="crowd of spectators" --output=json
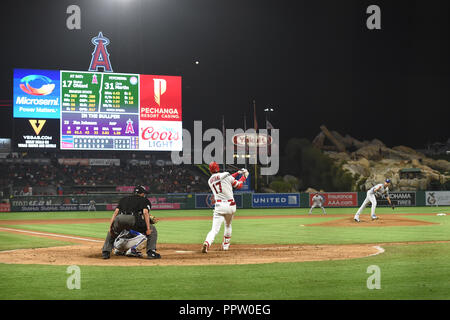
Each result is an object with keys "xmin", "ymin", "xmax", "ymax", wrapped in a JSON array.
[{"xmin": 0, "ymin": 152, "xmax": 209, "ymax": 197}]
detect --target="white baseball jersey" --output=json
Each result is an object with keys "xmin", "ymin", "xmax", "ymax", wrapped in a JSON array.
[
  {"xmin": 312, "ymin": 194, "xmax": 324, "ymax": 205},
  {"xmin": 369, "ymin": 184, "xmax": 389, "ymax": 198},
  {"xmin": 208, "ymin": 172, "xmax": 242, "ymax": 202}
]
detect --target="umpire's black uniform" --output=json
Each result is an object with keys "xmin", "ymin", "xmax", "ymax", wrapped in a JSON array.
[{"xmin": 101, "ymin": 186, "xmax": 160, "ymax": 259}]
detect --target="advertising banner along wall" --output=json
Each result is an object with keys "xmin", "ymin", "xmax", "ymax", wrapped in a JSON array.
[
  {"xmin": 252, "ymin": 193, "xmax": 300, "ymax": 208},
  {"xmin": 425, "ymin": 191, "xmax": 450, "ymax": 206},
  {"xmin": 378, "ymin": 191, "xmax": 416, "ymax": 206},
  {"xmin": 309, "ymin": 192, "xmax": 358, "ymax": 207},
  {"xmin": 195, "ymin": 193, "xmax": 243, "ymax": 209}
]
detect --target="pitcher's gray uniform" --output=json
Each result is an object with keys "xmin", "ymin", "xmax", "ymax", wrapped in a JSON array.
[
  {"xmin": 309, "ymin": 193, "xmax": 326, "ymax": 214},
  {"xmin": 354, "ymin": 179, "xmax": 393, "ymax": 222}
]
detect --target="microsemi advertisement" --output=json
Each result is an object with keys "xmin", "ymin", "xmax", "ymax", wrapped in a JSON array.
[
  {"xmin": 13, "ymin": 69, "xmax": 61, "ymax": 119},
  {"xmin": 12, "ymin": 68, "xmax": 182, "ymax": 152}
]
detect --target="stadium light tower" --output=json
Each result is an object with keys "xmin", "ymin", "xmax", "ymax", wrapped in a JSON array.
[
  {"xmin": 264, "ymin": 107, "xmax": 275, "ymax": 128},
  {"xmin": 263, "ymin": 107, "xmax": 275, "ymax": 186}
]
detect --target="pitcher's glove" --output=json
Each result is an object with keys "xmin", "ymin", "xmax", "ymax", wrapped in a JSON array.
[{"xmin": 149, "ymin": 214, "xmax": 158, "ymax": 224}]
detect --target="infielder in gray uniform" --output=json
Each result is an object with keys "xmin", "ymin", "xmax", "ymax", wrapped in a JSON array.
[
  {"xmin": 354, "ymin": 179, "xmax": 394, "ymax": 222},
  {"xmin": 309, "ymin": 193, "xmax": 326, "ymax": 214}
]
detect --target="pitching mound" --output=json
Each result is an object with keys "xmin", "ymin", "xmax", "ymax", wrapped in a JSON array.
[
  {"xmin": 307, "ymin": 215, "xmax": 438, "ymax": 227},
  {"xmin": 0, "ymin": 243, "xmax": 384, "ymax": 266}
]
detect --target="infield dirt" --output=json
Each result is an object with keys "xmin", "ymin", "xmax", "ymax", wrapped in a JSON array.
[{"xmin": 0, "ymin": 213, "xmax": 440, "ymax": 266}]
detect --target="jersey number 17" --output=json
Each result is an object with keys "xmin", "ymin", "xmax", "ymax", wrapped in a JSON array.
[{"xmin": 212, "ymin": 181, "xmax": 222, "ymax": 194}]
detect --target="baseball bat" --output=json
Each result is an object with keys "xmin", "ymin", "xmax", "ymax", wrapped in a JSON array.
[{"xmin": 227, "ymin": 163, "xmax": 240, "ymax": 171}]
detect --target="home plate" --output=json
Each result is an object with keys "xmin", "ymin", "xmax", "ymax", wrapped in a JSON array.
[{"xmin": 175, "ymin": 250, "xmax": 195, "ymax": 253}]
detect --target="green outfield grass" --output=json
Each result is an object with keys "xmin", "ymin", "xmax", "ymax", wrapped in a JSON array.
[
  {"xmin": 0, "ymin": 207, "xmax": 449, "ymax": 300},
  {"xmin": 1, "ymin": 206, "xmax": 448, "ymax": 220}
]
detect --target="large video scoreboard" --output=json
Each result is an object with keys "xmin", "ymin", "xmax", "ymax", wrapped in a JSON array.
[{"xmin": 13, "ymin": 69, "xmax": 182, "ymax": 151}]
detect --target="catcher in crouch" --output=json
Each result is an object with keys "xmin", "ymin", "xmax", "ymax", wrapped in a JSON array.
[{"xmin": 202, "ymin": 161, "xmax": 248, "ymax": 253}]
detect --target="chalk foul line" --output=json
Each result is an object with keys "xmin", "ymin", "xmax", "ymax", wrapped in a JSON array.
[{"xmin": 0, "ymin": 227, "xmax": 103, "ymax": 243}]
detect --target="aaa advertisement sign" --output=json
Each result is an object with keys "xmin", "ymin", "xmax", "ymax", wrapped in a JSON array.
[{"xmin": 309, "ymin": 192, "xmax": 358, "ymax": 207}]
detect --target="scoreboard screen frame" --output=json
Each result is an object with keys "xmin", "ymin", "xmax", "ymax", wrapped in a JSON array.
[{"xmin": 12, "ymin": 68, "xmax": 182, "ymax": 152}]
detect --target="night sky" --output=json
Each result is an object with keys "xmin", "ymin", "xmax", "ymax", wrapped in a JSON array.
[{"xmin": 0, "ymin": 0, "xmax": 449, "ymax": 151}]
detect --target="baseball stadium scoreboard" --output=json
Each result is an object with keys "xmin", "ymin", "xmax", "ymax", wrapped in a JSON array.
[{"xmin": 12, "ymin": 68, "xmax": 182, "ymax": 151}]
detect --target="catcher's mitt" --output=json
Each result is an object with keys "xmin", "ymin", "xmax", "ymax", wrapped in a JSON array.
[{"xmin": 149, "ymin": 214, "xmax": 158, "ymax": 224}]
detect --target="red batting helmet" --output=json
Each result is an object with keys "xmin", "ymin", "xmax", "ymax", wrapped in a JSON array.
[{"xmin": 209, "ymin": 161, "xmax": 220, "ymax": 174}]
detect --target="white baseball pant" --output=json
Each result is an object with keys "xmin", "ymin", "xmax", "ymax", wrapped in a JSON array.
[
  {"xmin": 114, "ymin": 230, "xmax": 147, "ymax": 252},
  {"xmin": 354, "ymin": 191, "xmax": 377, "ymax": 219},
  {"xmin": 204, "ymin": 201, "xmax": 236, "ymax": 249},
  {"xmin": 309, "ymin": 203, "xmax": 326, "ymax": 214}
]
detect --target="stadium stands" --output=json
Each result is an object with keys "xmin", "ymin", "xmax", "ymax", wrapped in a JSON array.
[{"xmin": 0, "ymin": 151, "xmax": 209, "ymax": 198}]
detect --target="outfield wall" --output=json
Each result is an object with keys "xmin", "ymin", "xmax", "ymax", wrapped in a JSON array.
[{"xmin": 3, "ymin": 190, "xmax": 449, "ymax": 212}]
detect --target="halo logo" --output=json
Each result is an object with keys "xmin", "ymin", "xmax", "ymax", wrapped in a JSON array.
[
  {"xmin": 89, "ymin": 31, "xmax": 113, "ymax": 72},
  {"xmin": 20, "ymin": 75, "xmax": 55, "ymax": 96}
]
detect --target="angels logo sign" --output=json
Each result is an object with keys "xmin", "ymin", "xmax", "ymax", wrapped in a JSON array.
[
  {"xmin": 125, "ymin": 119, "xmax": 135, "ymax": 134},
  {"xmin": 89, "ymin": 32, "xmax": 113, "ymax": 72}
]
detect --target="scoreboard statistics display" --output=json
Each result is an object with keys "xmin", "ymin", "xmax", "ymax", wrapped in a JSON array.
[{"xmin": 13, "ymin": 68, "xmax": 182, "ymax": 151}]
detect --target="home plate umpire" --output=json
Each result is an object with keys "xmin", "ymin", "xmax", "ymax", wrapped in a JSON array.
[{"xmin": 101, "ymin": 185, "xmax": 160, "ymax": 259}]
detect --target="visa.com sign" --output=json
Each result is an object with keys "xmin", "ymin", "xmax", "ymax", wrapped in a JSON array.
[{"xmin": 13, "ymin": 69, "xmax": 61, "ymax": 119}]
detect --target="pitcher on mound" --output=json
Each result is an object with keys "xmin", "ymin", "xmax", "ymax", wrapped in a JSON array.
[{"xmin": 202, "ymin": 161, "xmax": 248, "ymax": 253}]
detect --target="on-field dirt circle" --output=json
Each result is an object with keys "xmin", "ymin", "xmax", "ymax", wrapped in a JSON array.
[{"xmin": 0, "ymin": 214, "xmax": 441, "ymax": 266}]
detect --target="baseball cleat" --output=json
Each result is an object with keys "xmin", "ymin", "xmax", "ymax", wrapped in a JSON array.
[
  {"xmin": 222, "ymin": 244, "xmax": 230, "ymax": 251},
  {"xmin": 102, "ymin": 251, "xmax": 110, "ymax": 259},
  {"xmin": 114, "ymin": 249, "xmax": 126, "ymax": 256},
  {"xmin": 202, "ymin": 242, "xmax": 209, "ymax": 253},
  {"xmin": 125, "ymin": 248, "xmax": 143, "ymax": 258},
  {"xmin": 354, "ymin": 217, "xmax": 360, "ymax": 222},
  {"xmin": 371, "ymin": 215, "xmax": 379, "ymax": 220},
  {"xmin": 147, "ymin": 250, "xmax": 161, "ymax": 259}
]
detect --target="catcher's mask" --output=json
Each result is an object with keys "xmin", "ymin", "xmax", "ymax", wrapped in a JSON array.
[{"xmin": 209, "ymin": 161, "xmax": 220, "ymax": 174}]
